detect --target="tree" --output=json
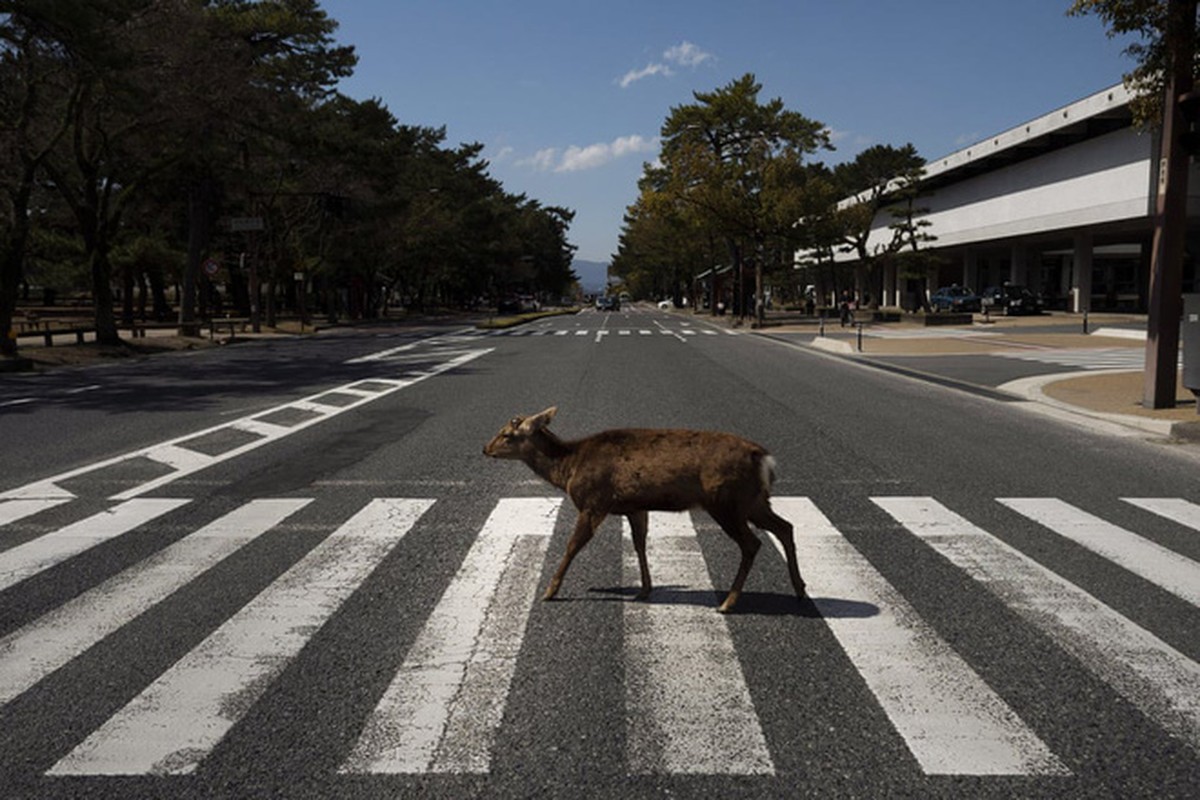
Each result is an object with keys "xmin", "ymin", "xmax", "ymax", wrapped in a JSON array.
[
  {"xmin": 1068, "ymin": 0, "xmax": 1199, "ymax": 126},
  {"xmin": 658, "ymin": 74, "xmax": 830, "ymax": 325},
  {"xmin": 832, "ymin": 143, "xmax": 926, "ymax": 308},
  {"xmin": 0, "ymin": 1, "xmax": 104, "ymax": 355},
  {"xmin": 1071, "ymin": 0, "xmax": 1197, "ymax": 407}
]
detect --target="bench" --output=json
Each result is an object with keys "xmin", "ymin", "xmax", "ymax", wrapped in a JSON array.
[
  {"xmin": 208, "ymin": 317, "xmax": 251, "ymax": 340},
  {"xmin": 13, "ymin": 326, "xmax": 94, "ymax": 346}
]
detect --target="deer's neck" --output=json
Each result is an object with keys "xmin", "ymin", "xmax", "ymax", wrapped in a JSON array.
[{"xmin": 525, "ymin": 429, "xmax": 577, "ymax": 491}]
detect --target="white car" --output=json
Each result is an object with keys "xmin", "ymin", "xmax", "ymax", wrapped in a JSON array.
[{"xmin": 657, "ymin": 299, "xmax": 672, "ymax": 310}]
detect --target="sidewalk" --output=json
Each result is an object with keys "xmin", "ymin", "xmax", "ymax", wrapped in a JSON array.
[{"xmin": 754, "ymin": 311, "xmax": 1200, "ymax": 442}]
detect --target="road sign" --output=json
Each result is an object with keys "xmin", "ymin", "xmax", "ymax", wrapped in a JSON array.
[{"xmin": 203, "ymin": 259, "xmax": 220, "ymax": 277}]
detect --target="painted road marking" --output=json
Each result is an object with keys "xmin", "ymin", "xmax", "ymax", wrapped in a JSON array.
[
  {"xmin": 0, "ymin": 348, "xmax": 490, "ymax": 503},
  {"xmin": 0, "ymin": 499, "xmax": 190, "ymax": 593},
  {"xmin": 1122, "ymin": 497, "xmax": 1200, "ymax": 532},
  {"xmin": 0, "ymin": 499, "xmax": 311, "ymax": 706},
  {"xmin": 49, "ymin": 498, "xmax": 433, "ymax": 776},
  {"xmin": 1000, "ymin": 498, "xmax": 1200, "ymax": 607},
  {"xmin": 342, "ymin": 497, "xmax": 562, "ymax": 774},
  {"xmin": 874, "ymin": 496, "xmax": 1200, "ymax": 754},
  {"xmin": 0, "ymin": 498, "xmax": 72, "ymax": 528},
  {"xmin": 771, "ymin": 497, "xmax": 1066, "ymax": 775},
  {"xmin": 623, "ymin": 511, "xmax": 774, "ymax": 775}
]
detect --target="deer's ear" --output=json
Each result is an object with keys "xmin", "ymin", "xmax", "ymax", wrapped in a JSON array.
[{"xmin": 520, "ymin": 406, "xmax": 557, "ymax": 433}]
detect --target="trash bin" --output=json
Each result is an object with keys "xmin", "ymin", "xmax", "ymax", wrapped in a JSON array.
[{"xmin": 1184, "ymin": 294, "xmax": 1200, "ymax": 404}]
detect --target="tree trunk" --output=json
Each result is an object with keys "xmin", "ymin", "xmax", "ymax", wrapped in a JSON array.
[
  {"xmin": 0, "ymin": 165, "xmax": 38, "ymax": 358},
  {"xmin": 181, "ymin": 178, "xmax": 212, "ymax": 336},
  {"xmin": 91, "ymin": 244, "xmax": 121, "ymax": 345}
]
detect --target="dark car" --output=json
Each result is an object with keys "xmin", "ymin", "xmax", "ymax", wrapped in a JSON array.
[
  {"xmin": 980, "ymin": 284, "xmax": 1045, "ymax": 315},
  {"xmin": 929, "ymin": 285, "xmax": 982, "ymax": 312},
  {"xmin": 595, "ymin": 295, "xmax": 620, "ymax": 311}
]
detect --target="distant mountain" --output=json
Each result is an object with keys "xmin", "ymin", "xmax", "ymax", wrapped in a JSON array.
[{"xmin": 571, "ymin": 259, "xmax": 609, "ymax": 294}]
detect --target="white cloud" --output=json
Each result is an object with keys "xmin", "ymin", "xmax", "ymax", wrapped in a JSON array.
[
  {"xmin": 517, "ymin": 135, "xmax": 659, "ymax": 173},
  {"xmin": 516, "ymin": 147, "xmax": 559, "ymax": 172},
  {"xmin": 619, "ymin": 62, "xmax": 672, "ymax": 89},
  {"xmin": 664, "ymin": 41, "xmax": 712, "ymax": 68},
  {"xmin": 618, "ymin": 40, "xmax": 714, "ymax": 88}
]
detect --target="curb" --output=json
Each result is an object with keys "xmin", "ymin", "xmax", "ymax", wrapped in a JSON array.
[{"xmin": 998, "ymin": 369, "xmax": 1200, "ymax": 440}]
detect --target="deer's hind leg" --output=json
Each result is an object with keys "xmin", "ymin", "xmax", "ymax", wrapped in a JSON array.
[
  {"xmin": 544, "ymin": 509, "xmax": 605, "ymax": 601},
  {"xmin": 709, "ymin": 509, "xmax": 761, "ymax": 613},
  {"xmin": 749, "ymin": 501, "xmax": 806, "ymax": 600},
  {"xmin": 627, "ymin": 510, "xmax": 652, "ymax": 600}
]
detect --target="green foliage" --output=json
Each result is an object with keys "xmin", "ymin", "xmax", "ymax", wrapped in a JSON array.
[
  {"xmin": 0, "ymin": 0, "xmax": 577, "ymax": 347},
  {"xmin": 1068, "ymin": 0, "xmax": 1198, "ymax": 127}
]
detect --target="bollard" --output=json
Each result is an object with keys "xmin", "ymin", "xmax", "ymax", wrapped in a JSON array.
[
  {"xmin": 857, "ymin": 322, "xmax": 863, "ymax": 352},
  {"xmin": 1082, "ymin": 310, "xmax": 1089, "ymax": 335},
  {"xmin": 819, "ymin": 317, "xmax": 825, "ymax": 337}
]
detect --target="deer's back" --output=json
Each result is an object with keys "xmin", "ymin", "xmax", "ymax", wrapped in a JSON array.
[{"xmin": 565, "ymin": 428, "xmax": 770, "ymax": 514}]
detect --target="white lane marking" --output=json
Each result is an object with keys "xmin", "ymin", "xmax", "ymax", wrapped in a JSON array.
[
  {"xmin": 1000, "ymin": 498, "xmax": 1200, "ymax": 607},
  {"xmin": 342, "ymin": 328, "xmax": 478, "ymax": 363},
  {"xmin": 595, "ymin": 330, "xmax": 609, "ymax": 343},
  {"xmin": 49, "ymin": 498, "xmax": 434, "ymax": 776},
  {"xmin": 771, "ymin": 498, "xmax": 1065, "ymax": 775},
  {"xmin": 0, "ymin": 348, "xmax": 491, "ymax": 503},
  {"xmin": 0, "ymin": 397, "xmax": 36, "ymax": 408},
  {"xmin": 874, "ymin": 496, "xmax": 1200, "ymax": 753},
  {"xmin": 0, "ymin": 499, "xmax": 311, "ymax": 706},
  {"xmin": 0, "ymin": 498, "xmax": 72, "ymax": 528},
  {"xmin": 1122, "ymin": 498, "xmax": 1200, "ymax": 532},
  {"xmin": 623, "ymin": 511, "xmax": 774, "ymax": 775},
  {"xmin": 342, "ymin": 497, "xmax": 561, "ymax": 774},
  {"xmin": 0, "ymin": 499, "xmax": 190, "ymax": 593}
]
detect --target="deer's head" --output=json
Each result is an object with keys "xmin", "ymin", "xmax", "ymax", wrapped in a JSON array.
[{"xmin": 483, "ymin": 406, "xmax": 557, "ymax": 459}]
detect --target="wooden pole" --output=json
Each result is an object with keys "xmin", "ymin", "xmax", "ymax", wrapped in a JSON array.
[{"xmin": 1144, "ymin": 0, "xmax": 1197, "ymax": 408}]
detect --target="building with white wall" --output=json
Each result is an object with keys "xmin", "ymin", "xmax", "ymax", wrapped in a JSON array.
[{"xmin": 837, "ymin": 83, "xmax": 1200, "ymax": 312}]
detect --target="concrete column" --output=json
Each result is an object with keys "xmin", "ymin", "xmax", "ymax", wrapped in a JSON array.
[
  {"xmin": 964, "ymin": 250, "xmax": 979, "ymax": 290},
  {"xmin": 883, "ymin": 261, "xmax": 898, "ymax": 307},
  {"xmin": 1009, "ymin": 245, "xmax": 1029, "ymax": 285},
  {"xmin": 1072, "ymin": 231, "xmax": 1093, "ymax": 313}
]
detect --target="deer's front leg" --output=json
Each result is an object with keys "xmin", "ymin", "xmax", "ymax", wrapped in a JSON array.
[
  {"xmin": 626, "ymin": 510, "xmax": 652, "ymax": 600},
  {"xmin": 544, "ymin": 510, "xmax": 604, "ymax": 600}
]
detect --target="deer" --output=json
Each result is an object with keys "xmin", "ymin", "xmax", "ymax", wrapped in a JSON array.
[{"xmin": 482, "ymin": 406, "xmax": 805, "ymax": 613}]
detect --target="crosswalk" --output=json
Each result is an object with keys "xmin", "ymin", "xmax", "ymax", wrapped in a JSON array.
[
  {"xmin": 994, "ymin": 347, "xmax": 1181, "ymax": 370},
  {"xmin": 0, "ymin": 492, "xmax": 1197, "ymax": 783}
]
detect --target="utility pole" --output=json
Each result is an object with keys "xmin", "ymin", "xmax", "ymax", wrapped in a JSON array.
[{"xmin": 1144, "ymin": 0, "xmax": 1197, "ymax": 408}]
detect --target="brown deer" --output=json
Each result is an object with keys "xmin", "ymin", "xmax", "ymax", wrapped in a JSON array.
[{"xmin": 483, "ymin": 406, "xmax": 805, "ymax": 613}]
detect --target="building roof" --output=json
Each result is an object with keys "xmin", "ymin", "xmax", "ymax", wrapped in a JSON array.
[{"xmin": 919, "ymin": 83, "xmax": 1135, "ymax": 191}]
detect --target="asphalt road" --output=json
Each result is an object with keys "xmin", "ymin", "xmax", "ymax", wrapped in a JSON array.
[{"xmin": 1, "ymin": 306, "xmax": 1198, "ymax": 798}]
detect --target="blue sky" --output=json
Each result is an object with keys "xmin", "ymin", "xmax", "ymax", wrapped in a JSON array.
[{"xmin": 320, "ymin": 1, "xmax": 1136, "ymax": 263}]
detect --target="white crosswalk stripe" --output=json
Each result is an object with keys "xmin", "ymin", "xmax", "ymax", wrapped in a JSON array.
[
  {"xmin": 771, "ymin": 498, "xmax": 1066, "ymax": 775},
  {"xmin": 873, "ymin": 496, "xmax": 1200, "ymax": 754},
  {"xmin": 0, "ymin": 499, "xmax": 190, "ymax": 592},
  {"xmin": 0, "ymin": 491, "xmax": 1195, "ymax": 779},
  {"xmin": 622, "ymin": 512, "xmax": 774, "ymax": 775},
  {"xmin": 49, "ymin": 498, "xmax": 433, "ymax": 776},
  {"xmin": 0, "ymin": 499, "xmax": 311, "ymax": 706},
  {"xmin": 994, "ymin": 347, "xmax": 1181, "ymax": 370},
  {"xmin": 482, "ymin": 327, "xmax": 720, "ymax": 340},
  {"xmin": 342, "ymin": 497, "xmax": 561, "ymax": 774},
  {"xmin": 999, "ymin": 498, "xmax": 1200, "ymax": 607}
]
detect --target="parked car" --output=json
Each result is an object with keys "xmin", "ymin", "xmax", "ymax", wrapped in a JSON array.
[
  {"xmin": 929, "ymin": 285, "xmax": 982, "ymax": 312},
  {"xmin": 596, "ymin": 295, "xmax": 620, "ymax": 311},
  {"xmin": 497, "ymin": 295, "xmax": 521, "ymax": 314},
  {"xmin": 980, "ymin": 284, "xmax": 1045, "ymax": 315},
  {"xmin": 657, "ymin": 299, "xmax": 672, "ymax": 310}
]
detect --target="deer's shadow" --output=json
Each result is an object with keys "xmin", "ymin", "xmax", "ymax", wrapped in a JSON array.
[{"xmin": 579, "ymin": 585, "xmax": 878, "ymax": 618}]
